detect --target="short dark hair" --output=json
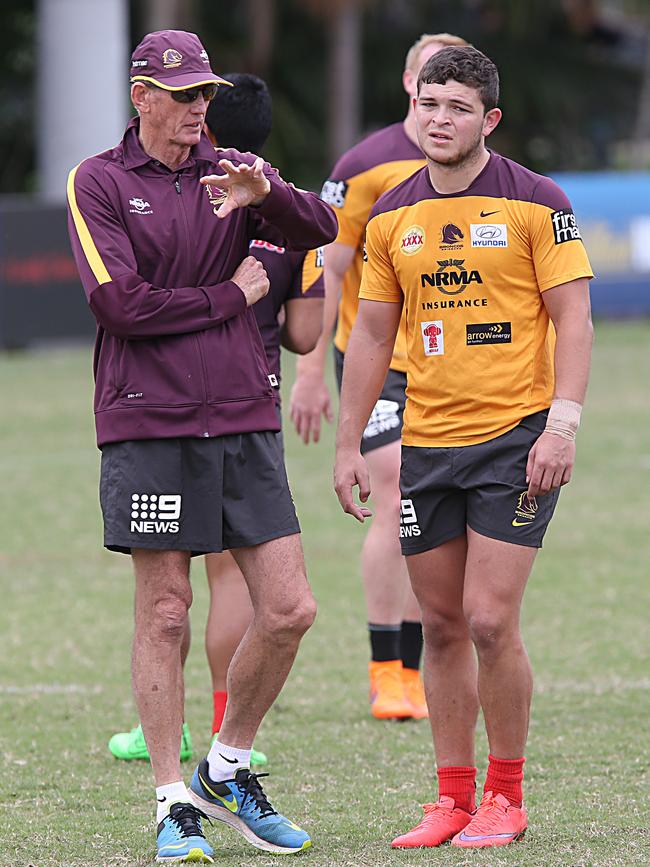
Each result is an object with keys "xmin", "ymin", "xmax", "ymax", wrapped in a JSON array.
[
  {"xmin": 417, "ymin": 46, "xmax": 499, "ymax": 111},
  {"xmin": 205, "ymin": 73, "xmax": 272, "ymax": 153}
]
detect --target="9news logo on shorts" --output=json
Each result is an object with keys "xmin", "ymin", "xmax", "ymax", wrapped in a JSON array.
[{"xmin": 130, "ymin": 493, "xmax": 181, "ymax": 533}]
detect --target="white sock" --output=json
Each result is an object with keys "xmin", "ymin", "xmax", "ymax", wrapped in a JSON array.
[
  {"xmin": 156, "ymin": 780, "xmax": 190, "ymax": 823},
  {"xmin": 207, "ymin": 738, "xmax": 252, "ymax": 782}
]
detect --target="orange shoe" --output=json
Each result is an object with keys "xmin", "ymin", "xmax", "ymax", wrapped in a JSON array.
[
  {"xmin": 368, "ymin": 660, "xmax": 412, "ymax": 720},
  {"xmin": 452, "ymin": 791, "xmax": 527, "ymax": 848},
  {"xmin": 401, "ymin": 667, "xmax": 429, "ymax": 719},
  {"xmin": 391, "ymin": 797, "xmax": 472, "ymax": 848}
]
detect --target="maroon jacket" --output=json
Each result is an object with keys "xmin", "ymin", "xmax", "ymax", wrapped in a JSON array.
[{"xmin": 67, "ymin": 118, "xmax": 336, "ymax": 446}]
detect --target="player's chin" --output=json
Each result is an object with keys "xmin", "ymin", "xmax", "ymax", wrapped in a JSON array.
[
  {"xmin": 425, "ymin": 143, "xmax": 458, "ymax": 163},
  {"xmin": 179, "ymin": 126, "xmax": 203, "ymax": 145}
]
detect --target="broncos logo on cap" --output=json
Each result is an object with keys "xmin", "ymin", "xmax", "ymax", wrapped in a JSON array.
[
  {"xmin": 441, "ymin": 223, "xmax": 464, "ymax": 246},
  {"xmin": 162, "ymin": 48, "xmax": 183, "ymax": 68}
]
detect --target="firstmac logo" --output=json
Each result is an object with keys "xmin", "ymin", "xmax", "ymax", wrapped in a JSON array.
[{"xmin": 130, "ymin": 493, "xmax": 181, "ymax": 534}]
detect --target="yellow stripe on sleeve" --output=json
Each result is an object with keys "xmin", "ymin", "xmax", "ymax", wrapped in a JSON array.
[
  {"xmin": 300, "ymin": 247, "xmax": 323, "ymax": 294},
  {"xmin": 67, "ymin": 164, "xmax": 112, "ymax": 285}
]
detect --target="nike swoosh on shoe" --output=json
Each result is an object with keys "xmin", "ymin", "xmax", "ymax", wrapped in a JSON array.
[{"xmin": 458, "ymin": 831, "xmax": 517, "ymax": 841}]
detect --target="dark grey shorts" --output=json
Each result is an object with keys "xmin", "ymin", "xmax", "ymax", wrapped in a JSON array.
[
  {"xmin": 399, "ymin": 410, "xmax": 560, "ymax": 555},
  {"xmin": 99, "ymin": 432, "xmax": 299, "ymax": 555},
  {"xmin": 334, "ymin": 346, "xmax": 406, "ymax": 454}
]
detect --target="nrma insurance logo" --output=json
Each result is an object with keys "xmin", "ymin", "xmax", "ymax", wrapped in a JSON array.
[
  {"xmin": 130, "ymin": 493, "xmax": 181, "ymax": 533},
  {"xmin": 129, "ymin": 197, "xmax": 153, "ymax": 215}
]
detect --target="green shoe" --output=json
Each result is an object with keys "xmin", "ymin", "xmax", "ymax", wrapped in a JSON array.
[
  {"xmin": 108, "ymin": 722, "xmax": 193, "ymax": 762},
  {"xmin": 210, "ymin": 733, "xmax": 268, "ymax": 768},
  {"xmin": 250, "ymin": 746, "xmax": 268, "ymax": 768}
]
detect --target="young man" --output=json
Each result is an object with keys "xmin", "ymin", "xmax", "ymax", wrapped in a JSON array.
[
  {"xmin": 108, "ymin": 73, "xmax": 325, "ymax": 772},
  {"xmin": 334, "ymin": 46, "xmax": 593, "ymax": 848},
  {"xmin": 67, "ymin": 30, "xmax": 336, "ymax": 863},
  {"xmin": 291, "ymin": 33, "xmax": 468, "ymax": 722}
]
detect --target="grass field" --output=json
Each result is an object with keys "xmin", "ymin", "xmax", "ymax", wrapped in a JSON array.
[{"xmin": 1, "ymin": 321, "xmax": 649, "ymax": 866}]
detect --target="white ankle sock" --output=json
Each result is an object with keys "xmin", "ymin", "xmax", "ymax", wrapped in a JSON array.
[
  {"xmin": 207, "ymin": 738, "xmax": 251, "ymax": 782},
  {"xmin": 156, "ymin": 780, "xmax": 190, "ymax": 822}
]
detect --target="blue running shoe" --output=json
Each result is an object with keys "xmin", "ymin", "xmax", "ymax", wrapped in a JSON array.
[
  {"xmin": 189, "ymin": 759, "xmax": 311, "ymax": 854},
  {"xmin": 156, "ymin": 801, "xmax": 214, "ymax": 863}
]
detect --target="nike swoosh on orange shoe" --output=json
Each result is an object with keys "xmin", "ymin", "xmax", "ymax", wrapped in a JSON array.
[{"xmin": 458, "ymin": 831, "xmax": 517, "ymax": 841}]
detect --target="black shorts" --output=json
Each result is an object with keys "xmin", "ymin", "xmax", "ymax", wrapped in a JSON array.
[
  {"xmin": 99, "ymin": 433, "xmax": 299, "ymax": 555},
  {"xmin": 334, "ymin": 345, "xmax": 406, "ymax": 454},
  {"xmin": 399, "ymin": 410, "xmax": 560, "ymax": 555}
]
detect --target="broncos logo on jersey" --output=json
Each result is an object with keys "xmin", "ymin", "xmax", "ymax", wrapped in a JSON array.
[{"xmin": 441, "ymin": 223, "xmax": 464, "ymax": 246}]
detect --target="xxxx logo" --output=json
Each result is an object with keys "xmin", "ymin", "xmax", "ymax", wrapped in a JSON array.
[
  {"xmin": 400, "ymin": 225, "xmax": 425, "ymax": 255},
  {"xmin": 512, "ymin": 492, "xmax": 538, "ymax": 527}
]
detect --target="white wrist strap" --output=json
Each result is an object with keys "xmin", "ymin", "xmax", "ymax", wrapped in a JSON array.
[{"xmin": 545, "ymin": 399, "xmax": 582, "ymax": 441}]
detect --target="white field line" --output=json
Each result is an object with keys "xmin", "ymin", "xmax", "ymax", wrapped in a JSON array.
[{"xmin": 0, "ymin": 683, "xmax": 103, "ymax": 695}]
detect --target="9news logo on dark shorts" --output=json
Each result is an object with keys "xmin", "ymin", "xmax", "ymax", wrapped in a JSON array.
[
  {"xmin": 399, "ymin": 410, "xmax": 561, "ymax": 555},
  {"xmin": 100, "ymin": 434, "xmax": 300, "ymax": 555}
]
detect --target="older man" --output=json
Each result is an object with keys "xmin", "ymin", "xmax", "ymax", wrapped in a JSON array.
[{"xmin": 67, "ymin": 30, "xmax": 336, "ymax": 863}]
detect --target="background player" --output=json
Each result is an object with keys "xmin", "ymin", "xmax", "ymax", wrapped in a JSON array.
[
  {"xmin": 108, "ymin": 73, "xmax": 325, "ymax": 772},
  {"xmin": 291, "ymin": 33, "xmax": 467, "ymax": 722},
  {"xmin": 335, "ymin": 46, "xmax": 593, "ymax": 849}
]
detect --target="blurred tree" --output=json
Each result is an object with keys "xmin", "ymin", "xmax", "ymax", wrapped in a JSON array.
[
  {"xmin": 301, "ymin": 0, "xmax": 365, "ymax": 166},
  {"xmin": 0, "ymin": 0, "xmax": 35, "ymax": 193},
  {"xmin": 247, "ymin": 0, "xmax": 275, "ymax": 75},
  {"xmin": 143, "ymin": 0, "xmax": 198, "ymax": 33}
]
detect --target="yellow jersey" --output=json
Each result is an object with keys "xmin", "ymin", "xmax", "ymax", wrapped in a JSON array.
[
  {"xmin": 321, "ymin": 123, "xmax": 425, "ymax": 372},
  {"xmin": 359, "ymin": 151, "xmax": 593, "ymax": 447}
]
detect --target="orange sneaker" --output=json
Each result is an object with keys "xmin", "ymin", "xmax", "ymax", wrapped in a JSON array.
[
  {"xmin": 391, "ymin": 797, "xmax": 472, "ymax": 848},
  {"xmin": 452, "ymin": 791, "xmax": 527, "ymax": 848},
  {"xmin": 368, "ymin": 660, "xmax": 412, "ymax": 720},
  {"xmin": 401, "ymin": 667, "xmax": 429, "ymax": 719}
]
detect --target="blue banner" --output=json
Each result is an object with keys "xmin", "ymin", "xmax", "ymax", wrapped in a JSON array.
[{"xmin": 554, "ymin": 172, "xmax": 650, "ymax": 316}]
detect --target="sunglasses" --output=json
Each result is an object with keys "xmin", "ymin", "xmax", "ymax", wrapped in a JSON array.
[{"xmin": 144, "ymin": 82, "xmax": 219, "ymax": 103}]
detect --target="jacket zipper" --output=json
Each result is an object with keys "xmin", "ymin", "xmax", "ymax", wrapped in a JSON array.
[{"xmin": 175, "ymin": 174, "xmax": 210, "ymax": 436}]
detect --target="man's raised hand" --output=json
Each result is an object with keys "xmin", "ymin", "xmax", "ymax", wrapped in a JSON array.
[{"xmin": 200, "ymin": 157, "xmax": 271, "ymax": 219}]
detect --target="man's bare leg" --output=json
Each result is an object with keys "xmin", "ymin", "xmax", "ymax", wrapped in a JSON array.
[
  {"xmin": 463, "ymin": 528, "xmax": 537, "ymax": 758},
  {"xmin": 362, "ymin": 440, "xmax": 409, "ymax": 623},
  {"xmin": 217, "ymin": 533, "xmax": 316, "ymax": 748},
  {"xmin": 204, "ymin": 551, "xmax": 253, "ymax": 693},
  {"xmin": 402, "ymin": 583, "xmax": 422, "ymax": 620},
  {"xmin": 406, "ymin": 534, "xmax": 479, "ymax": 767},
  {"xmin": 131, "ymin": 549, "xmax": 192, "ymax": 786}
]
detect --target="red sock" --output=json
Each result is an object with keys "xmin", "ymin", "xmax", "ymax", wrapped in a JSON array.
[
  {"xmin": 484, "ymin": 755, "xmax": 525, "ymax": 806},
  {"xmin": 437, "ymin": 766, "xmax": 477, "ymax": 813},
  {"xmin": 212, "ymin": 690, "xmax": 228, "ymax": 735}
]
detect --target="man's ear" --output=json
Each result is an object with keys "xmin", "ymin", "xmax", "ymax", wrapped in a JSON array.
[
  {"xmin": 483, "ymin": 107, "xmax": 502, "ymax": 138},
  {"xmin": 403, "ymin": 67, "xmax": 415, "ymax": 99},
  {"xmin": 131, "ymin": 83, "xmax": 150, "ymax": 114}
]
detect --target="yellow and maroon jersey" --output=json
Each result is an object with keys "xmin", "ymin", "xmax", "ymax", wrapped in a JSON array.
[
  {"xmin": 360, "ymin": 151, "xmax": 593, "ymax": 447},
  {"xmin": 320, "ymin": 123, "xmax": 425, "ymax": 371}
]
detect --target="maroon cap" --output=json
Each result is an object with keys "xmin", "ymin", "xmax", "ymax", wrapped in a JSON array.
[{"xmin": 130, "ymin": 29, "xmax": 232, "ymax": 90}]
